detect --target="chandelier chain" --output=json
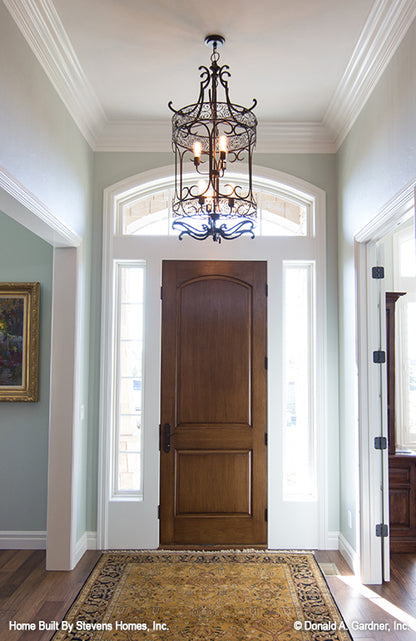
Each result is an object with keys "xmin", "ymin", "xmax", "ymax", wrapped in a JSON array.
[{"xmin": 210, "ymin": 42, "xmax": 221, "ymax": 64}]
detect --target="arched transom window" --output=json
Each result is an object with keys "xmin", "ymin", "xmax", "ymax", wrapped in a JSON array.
[{"xmin": 117, "ymin": 179, "xmax": 313, "ymax": 237}]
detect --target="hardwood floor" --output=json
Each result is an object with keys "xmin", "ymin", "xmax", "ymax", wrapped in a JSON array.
[
  {"xmin": 315, "ymin": 551, "xmax": 416, "ymax": 640},
  {"xmin": 0, "ymin": 550, "xmax": 100, "ymax": 641},
  {"xmin": 0, "ymin": 549, "xmax": 415, "ymax": 640}
]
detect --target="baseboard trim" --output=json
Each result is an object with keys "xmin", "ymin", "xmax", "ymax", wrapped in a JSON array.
[
  {"xmin": 325, "ymin": 531, "xmax": 341, "ymax": 550},
  {"xmin": 0, "ymin": 529, "xmax": 359, "ymax": 573},
  {"xmin": 73, "ymin": 531, "xmax": 98, "ymax": 567},
  {"xmin": 0, "ymin": 530, "xmax": 47, "ymax": 549},
  {"xmin": 338, "ymin": 532, "xmax": 360, "ymax": 575}
]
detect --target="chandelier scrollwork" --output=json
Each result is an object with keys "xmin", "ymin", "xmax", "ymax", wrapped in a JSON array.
[{"xmin": 168, "ymin": 35, "xmax": 258, "ymax": 242}]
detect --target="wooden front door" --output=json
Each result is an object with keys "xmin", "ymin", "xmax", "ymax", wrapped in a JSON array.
[{"xmin": 160, "ymin": 260, "xmax": 267, "ymax": 545}]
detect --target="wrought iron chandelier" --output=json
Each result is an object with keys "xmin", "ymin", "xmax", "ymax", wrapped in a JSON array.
[{"xmin": 168, "ymin": 35, "xmax": 258, "ymax": 242}]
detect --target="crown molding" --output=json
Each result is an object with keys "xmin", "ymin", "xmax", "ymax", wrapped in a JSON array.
[
  {"xmin": 354, "ymin": 175, "xmax": 415, "ymax": 243},
  {"xmin": 94, "ymin": 119, "xmax": 336, "ymax": 154},
  {"xmin": 257, "ymin": 122, "xmax": 336, "ymax": 154},
  {"xmin": 0, "ymin": 164, "xmax": 81, "ymax": 247},
  {"xmin": 3, "ymin": 0, "xmax": 106, "ymax": 147},
  {"xmin": 324, "ymin": 0, "xmax": 416, "ymax": 149},
  {"xmin": 4, "ymin": 0, "xmax": 416, "ymax": 153},
  {"xmin": 94, "ymin": 120, "xmax": 172, "ymax": 153}
]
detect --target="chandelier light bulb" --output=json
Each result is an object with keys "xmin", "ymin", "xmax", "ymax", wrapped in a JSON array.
[
  {"xmin": 219, "ymin": 135, "xmax": 227, "ymax": 153},
  {"xmin": 193, "ymin": 141, "xmax": 202, "ymax": 166}
]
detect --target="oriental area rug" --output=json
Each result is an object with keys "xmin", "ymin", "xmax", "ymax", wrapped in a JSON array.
[{"xmin": 52, "ymin": 551, "xmax": 352, "ymax": 641}]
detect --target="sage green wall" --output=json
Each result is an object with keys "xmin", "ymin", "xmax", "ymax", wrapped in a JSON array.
[
  {"xmin": 0, "ymin": 212, "xmax": 53, "ymax": 531},
  {"xmin": 337, "ymin": 18, "xmax": 416, "ymax": 550},
  {"xmin": 90, "ymin": 151, "xmax": 340, "ymax": 534}
]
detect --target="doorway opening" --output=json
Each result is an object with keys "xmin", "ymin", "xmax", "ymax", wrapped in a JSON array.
[
  {"xmin": 379, "ymin": 219, "xmax": 416, "ymax": 554},
  {"xmin": 355, "ymin": 181, "xmax": 415, "ymax": 584}
]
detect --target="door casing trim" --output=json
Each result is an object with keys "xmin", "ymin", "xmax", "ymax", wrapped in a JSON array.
[
  {"xmin": 98, "ymin": 164, "xmax": 329, "ymax": 551},
  {"xmin": 354, "ymin": 178, "xmax": 415, "ymax": 584}
]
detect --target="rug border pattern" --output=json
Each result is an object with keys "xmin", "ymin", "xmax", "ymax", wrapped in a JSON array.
[{"xmin": 51, "ymin": 551, "xmax": 352, "ymax": 641}]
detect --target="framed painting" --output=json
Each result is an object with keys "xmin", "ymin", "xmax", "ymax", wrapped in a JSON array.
[{"xmin": 0, "ymin": 282, "xmax": 40, "ymax": 402}]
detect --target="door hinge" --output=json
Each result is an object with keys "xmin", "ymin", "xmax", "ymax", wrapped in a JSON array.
[
  {"xmin": 160, "ymin": 286, "xmax": 163, "ymax": 300},
  {"xmin": 373, "ymin": 350, "xmax": 386, "ymax": 364},
  {"xmin": 264, "ymin": 356, "xmax": 268, "ymax": 370},
  {"xmin": 374, "ymin": 436, "xmax": 387, "ymax": 450},
  {"xmin": 265, "ymin": 283, "xmax": 268, "ymax": 297},
  {"xmin": 158, "ymin": 505, "xmax": 161, "ymax": 519},
  {"xmin": 264, "ymin": 508, "xmax": 268, "ymax": 522},
  {"xmin": 264, "ymin": 433, "xmax": 268, "ymax": 446},
  {"xmin": 376, "ymin": 523, "xmax": 388, "ymax": 538},
  {"xmin": 372, "ymin": 266, "xmax": 385, "ymax": 279},
  {"xmin": 158, "ymin": 424, "xmax": 161, "ymax": 451}
]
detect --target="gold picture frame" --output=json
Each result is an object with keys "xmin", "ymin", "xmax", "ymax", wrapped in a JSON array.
[{"xmin": 0, "ymin": 282, "xmax": 40, "ymax": 402}]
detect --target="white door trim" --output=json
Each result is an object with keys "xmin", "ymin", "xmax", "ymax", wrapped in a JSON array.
[
  {"xmin": 0, "ymin": 167, "xmax": 83, "ymax": 569},
  {"xmin": 354, "ymin": 177, "xmax": 415, "ymax": 584},
  {"xmin": 98, "ymin": 164, "xmax": 329, "ymax": 551},
  {"xmin": 0, "ymin": 164, "xmax": 81, "ymax": 248}
]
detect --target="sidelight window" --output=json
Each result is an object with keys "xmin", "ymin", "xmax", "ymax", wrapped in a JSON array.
[
  {"xmin": 113, "ymin": 262, "xmax": 145, "ymax": 496},
  {"xmin": 282, "ymin": 262, "xmax": 316, "ymax": 499}
]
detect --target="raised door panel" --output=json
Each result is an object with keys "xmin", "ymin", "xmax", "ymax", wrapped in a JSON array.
[
  {"xmin": 177, "ymin": 277, "xmax": 251, "ymax": 426},
  {"xmin": 389, "ymin": 456, "xmax": 416, "ymax": 552},
  {"xmin": 389, "ymin": 489, "xmax": 411, "ymax": 528},
  {"xmin": 175, "ymin": 450, "xmax": 252, "ymax": 515}
]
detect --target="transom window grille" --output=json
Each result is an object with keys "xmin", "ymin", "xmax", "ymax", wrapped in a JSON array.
[{"xmin": 120, "ymin": 187, "xmax": 309, "ymax": 237}]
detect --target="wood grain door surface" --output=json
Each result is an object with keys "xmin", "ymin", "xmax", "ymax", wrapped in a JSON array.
[{"xmin": 160, "ymin": 260, "xmax": 267, "ymax": 545}]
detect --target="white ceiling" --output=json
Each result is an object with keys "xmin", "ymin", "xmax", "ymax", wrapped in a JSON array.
[
  {"xmin": 4, "ymin": 0, "xmax": 416, "ymax": 152},
  {"xmin": 53, "ymin": 0, "xmax": 373, "ymax": 122}
]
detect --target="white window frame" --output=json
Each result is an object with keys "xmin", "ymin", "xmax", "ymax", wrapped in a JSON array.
[
  {"xmin": 115, "ymin": 172, "xmax": 315, "ymax": 239},
  {"xmin": 98, "ymin": 164, "xmax": 328, "ymax": 551},
  {"xmin": 282, "ymin": 261, "xmax": 317, "ymax": 501},
  {"xmin": 112, "ymin": 261, "xmax": 146, "ymax": 498}
]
